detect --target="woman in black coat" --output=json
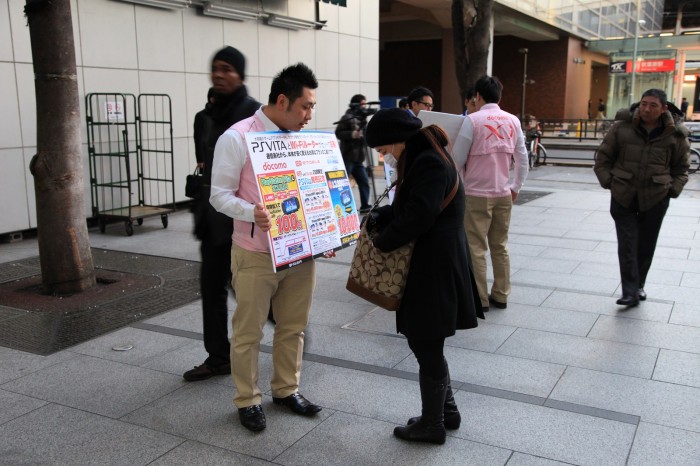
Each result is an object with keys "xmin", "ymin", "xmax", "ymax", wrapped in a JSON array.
[{"xmin": 365, "ymin": 108, "xmax": 483, "ymax": 445}]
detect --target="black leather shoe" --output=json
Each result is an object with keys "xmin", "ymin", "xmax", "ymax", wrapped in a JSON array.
[
  {"xmin": 183, "ymin": 362, "xmax": 231, "ymax": 382},
  {"xmin": 616, "ymin": 296, "xmax": 640, "ymax": 307},
  {"xmin": 238, "ymin": 405, "xmax": 266, "ymax": 432},
  {"xmin": 638, "ymin": 289, "xmax": 647, "ymax": 301},
  {"xmin": 481, "ymin": 306, "xmax": 490, "ymax": 313},
  {"xmin": 488, "ymin": 295, "xmax": 507, "ymax": 309},
  {"xmin": 272, "ymin": 393, "xmax": 322, "ymax": 416}
]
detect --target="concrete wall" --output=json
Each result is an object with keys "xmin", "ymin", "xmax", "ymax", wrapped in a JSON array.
[
  {"xmin": 590, "ymin": 65, "xmax": 610, "ymax": 117},
  {"xmin": 492, "ymin": 35, "xmax": 610, "ymax": 121},
  {"xmin": 0, "ymin": 0, "xmax": 379, "ymax": 235},
  {"xmin": 494, "ymin": 36, "xmax": 570, "ymax": 120}
]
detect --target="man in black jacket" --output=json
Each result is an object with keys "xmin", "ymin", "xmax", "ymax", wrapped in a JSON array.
[
  {"xmin": 185, "ymin": 46, "xmax": 261, "ymax": 382},
  {"xmin": 335, "ymin": 94, "xmax": 372, "ymax": 213}
]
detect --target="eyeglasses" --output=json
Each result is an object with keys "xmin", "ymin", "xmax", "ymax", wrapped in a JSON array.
[{"xmin": 417, "ymin": 101, "xmax": 434, "ymax": 109}]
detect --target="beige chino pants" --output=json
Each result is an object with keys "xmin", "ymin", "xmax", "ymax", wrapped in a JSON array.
[
  {"xmin": 464, "ymin": 194, "xmax": 512, "ymax": 307},
  {"xmin": 230, "ymin": 246, "xmax": 315, "ymax": 408}
]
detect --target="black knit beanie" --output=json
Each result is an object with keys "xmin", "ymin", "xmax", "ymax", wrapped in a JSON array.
[
  {"xmin": 212, "ymin": 46, "xmax": 246, "ymax": 80},
  {"xmin": 365, "ymin": 108, "xmax": 422, "ymax": 147}
]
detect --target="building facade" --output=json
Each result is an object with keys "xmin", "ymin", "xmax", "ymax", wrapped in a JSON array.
[
  {"xmin": 2, "ymin": 0, "xmax": 697, "ymax": 236},
  {"xmin": 0, "ymin": 0, "xmax": 379, "ymax": 235},
  {"xmin": 377, "ymin": 0, "xmax": 697, "ymax": 121}
]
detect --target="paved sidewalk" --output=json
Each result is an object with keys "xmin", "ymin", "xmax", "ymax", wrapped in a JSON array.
[{"xmin": 1, "ymin": 166, "xmax": 699, "ymax": 465}]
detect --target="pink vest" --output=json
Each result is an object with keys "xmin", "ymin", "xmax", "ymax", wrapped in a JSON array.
[
  {"xmin": 464, "ymin": 104, "xmax": 520, "ymax": 197},
  {"xmin": 230, "ymin": 114, "xmax": 270, "ymax": 253}
]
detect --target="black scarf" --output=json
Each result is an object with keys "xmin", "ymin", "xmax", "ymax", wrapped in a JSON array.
[{"xmin": 208, "ymin": 86, "xmax": 251, "ymax": 136}]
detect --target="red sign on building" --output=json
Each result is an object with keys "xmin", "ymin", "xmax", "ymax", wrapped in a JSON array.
[{"xmin": 626, "ymin": 59, "xmax": 676, "ymax": 73}]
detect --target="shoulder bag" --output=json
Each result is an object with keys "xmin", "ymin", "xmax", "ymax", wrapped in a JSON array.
[{"xmin": 346, "ymin": 175, "xmax": 460, "ymax": 311}]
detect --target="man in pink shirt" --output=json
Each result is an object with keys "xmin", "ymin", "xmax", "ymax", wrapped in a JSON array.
[
  {"xmin": 452, "ymin": 76, "xmax": 528, "ymax": 311},
  {"xmin": 210, "ymin": 63, "xmax": 323, "ymax": 432}
]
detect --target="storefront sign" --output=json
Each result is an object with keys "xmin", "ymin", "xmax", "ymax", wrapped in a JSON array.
[
  {"xmin": 610, "ymin": 59, "xmax": 675, "ymax": 74},
  {"xmin": 247, "ymin": 131, "xmax": 361, "ymax": 271},
  {"xmin": 609, "ymin": 62, "xmax": 627, "ymax": 73}
]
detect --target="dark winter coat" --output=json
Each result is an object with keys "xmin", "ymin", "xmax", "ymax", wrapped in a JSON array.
[
  {"xmin": 193, "ymin": 86, "xmax": 260, "ymax": 244},
  {"xmin": 335, "ymin": 108, "xmax": 367, "ymax": 164},
  {"xmin": 193, "ymin": 104, "xmax": 212, "ymax": 166},
  {"xmin": 594, "ymin": 107, "xmax": 689, "ymax": 212},
  {"xmin": 372, "ymin": 131, "xmax": 483, "ymax": 340}
]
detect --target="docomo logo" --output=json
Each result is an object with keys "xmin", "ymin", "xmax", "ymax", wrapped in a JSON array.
[{"xmin": 263, "ymin": 162, "xmax": 288, "ymax": 171}]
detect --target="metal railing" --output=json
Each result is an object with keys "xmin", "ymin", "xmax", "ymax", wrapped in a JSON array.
[{"xmin": 535, "ymin": 119, "xmax": 612, "ymax": 141}]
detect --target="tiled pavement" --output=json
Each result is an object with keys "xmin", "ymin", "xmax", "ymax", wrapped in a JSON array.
[{"xmin": 1, "ymin": 165, "xmax": 699, "ymax": 465}]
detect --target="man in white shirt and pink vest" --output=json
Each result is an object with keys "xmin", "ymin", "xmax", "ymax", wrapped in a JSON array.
[
  {"xmin": 452, "ymin": 76, "xmax": 529, "ymax": 312},
  {"xmin": 210, "ymin": 63, "xmax": 325, "ymax": 432}
]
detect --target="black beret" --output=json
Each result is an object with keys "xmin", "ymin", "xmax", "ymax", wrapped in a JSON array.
[
  {"xmin": 212, "ymin": 46, "xmax": 246, "ymax": 80},
  {"xmin": 365, "ymin": 108, "xmax": 422, "ymax": 147}
]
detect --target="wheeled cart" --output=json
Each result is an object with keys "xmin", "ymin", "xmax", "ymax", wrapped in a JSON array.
[{"xmin": 85, "ymin": 93, "xmax": 176, "ymax": 236}]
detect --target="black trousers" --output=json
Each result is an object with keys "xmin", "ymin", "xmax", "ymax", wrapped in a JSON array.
[
  {"xmin": 610, "ymin": 196, "xmax": 669, "ymax": 298},
  {"xmin": 407, "ymin": 336, "xmax": 447, "ymax": 380},
  {"xmin": 346, "ymin": 161, "xmax": 371, "ymax": 209},
  {"xmin": 200, "ymin": 239, "xmax": 232, "ymax": 367}
]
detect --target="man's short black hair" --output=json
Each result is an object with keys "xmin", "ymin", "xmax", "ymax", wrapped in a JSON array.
[
  {"xmin": 268, "ymin": 63, "xmax": 318, "ymax": 105},
  {"xmin": 406, "ymin": 86, "xmax": 433, "ymax": 105},
  {"xmin": 474, "ymin": 76, "xmax": 503, "ymax": 104},
  {"xmin": 465, "ymin": 87, "xmax": 475, "ymax": 100},
  {"xmin": 641, "ymin": 88, "xmax": 667, "ymax": 106},
  {"xmin": 350, "ymin": 94, "xmax": 366, "ymax": 105}
]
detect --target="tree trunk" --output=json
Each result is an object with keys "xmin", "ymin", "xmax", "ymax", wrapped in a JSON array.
[
  {"xmin": 452, "ymin": 0, "xmax": 493, "ymax": 105},
  {"xmin": 25, "ymin": 0, "xmax": 95, "ymax": 294}
]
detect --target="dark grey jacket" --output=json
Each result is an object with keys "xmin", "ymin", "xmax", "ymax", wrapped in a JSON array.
[{"xmin": 335, "ymin": 109, "xmax": 366, "ymax": 164}]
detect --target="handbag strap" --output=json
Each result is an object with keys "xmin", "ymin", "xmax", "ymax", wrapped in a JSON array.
[
  {"xmin": 368, "ymin": 181, "xmax": 396, "ymax": 213},
  {"xmin": 369, "ymin": 172, "xmax": 459, "ymax": 214},
  {"xmin": 439, "ymin": 176, "xmax": 460, "ymax": 211}
]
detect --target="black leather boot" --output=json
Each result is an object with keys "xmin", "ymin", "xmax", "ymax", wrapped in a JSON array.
[
  {"xmin": 394, "ymin": 373, "xmax": 448, "ymax": 444},
  {"xmin": 408, "ymin": 359, "xmax": 461, "ymax": 429}
]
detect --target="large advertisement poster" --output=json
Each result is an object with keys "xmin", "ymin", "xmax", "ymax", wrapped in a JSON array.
[{"xmin": 246, "ymin": 131, "xmax": 361, "ymax": 272}]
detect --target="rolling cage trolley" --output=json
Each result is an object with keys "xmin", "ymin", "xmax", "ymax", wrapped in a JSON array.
[{"xmin": 85, "ymin": 93, "xmax": 176, "ymax": 236}]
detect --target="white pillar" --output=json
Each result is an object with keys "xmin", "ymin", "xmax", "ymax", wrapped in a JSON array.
[{"xmin": 676, "ymin": 50, "xmax": 686, "ymax": 105}]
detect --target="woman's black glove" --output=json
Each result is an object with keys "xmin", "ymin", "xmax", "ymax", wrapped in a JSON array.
[{"xmin": 361, "ymin": 210, "xmax": 381, "ymax": 232}]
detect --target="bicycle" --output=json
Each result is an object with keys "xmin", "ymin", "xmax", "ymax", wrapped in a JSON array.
[
  {"xmin": 525, "ymin": 124, "xmax": 547, "ymax": 168},
  {"xmin": 689, "ymin": 147, "xmax": 699, "ymax": 174}
]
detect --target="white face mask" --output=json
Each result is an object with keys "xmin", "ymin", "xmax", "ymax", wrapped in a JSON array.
[
  {"xmin": 383, "ymin": 144, "xmax": 398, "ymax": 169},
  {"xmin": 383, "ymin": 152, "xmax": 398, "ymax": 169}
]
